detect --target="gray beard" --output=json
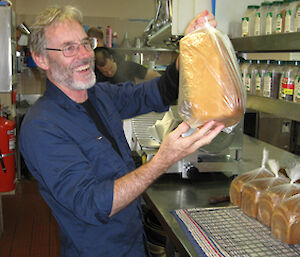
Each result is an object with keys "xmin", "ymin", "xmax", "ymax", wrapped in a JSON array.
[{"xmin": 48, "ymin": 57, "xmax": 96, "ymax": 91}]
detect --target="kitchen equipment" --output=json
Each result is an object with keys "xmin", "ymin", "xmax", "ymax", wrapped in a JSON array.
[
  {"xmin": 0, "ymin": 4, "xmax": 13, "ymax": 92},
  {"xmin": 131, "ymin": 106, "xmax": 243, "ymax": 179}
]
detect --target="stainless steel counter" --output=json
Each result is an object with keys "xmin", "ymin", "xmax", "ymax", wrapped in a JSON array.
[{"xmin": 143, "ymin": 135, "xmax": 300, "ymax": 257}]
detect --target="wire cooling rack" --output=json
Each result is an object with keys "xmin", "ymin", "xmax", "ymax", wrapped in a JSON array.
[{"xmin": 172, "ymin": 207, "xmax": 300, "ymax": 257}]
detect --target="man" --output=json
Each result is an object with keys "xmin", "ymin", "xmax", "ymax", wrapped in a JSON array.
[
  {"xmin": 87, "ymin": 26, "xmax": 104, "ymax": 47},
  {"xmin": 94, "ymin": 46, "xmax": 161, "ymax": 84},
  {"xmin": 19, "ymin": 5, "xmax": 223, "ymax": 257}
]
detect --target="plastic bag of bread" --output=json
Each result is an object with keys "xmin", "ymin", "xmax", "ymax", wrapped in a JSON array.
[
  {"xmin": 271, "ymin": 193, "xmax": 300, "ymax": 244},
  {"xmin": 241, "ymin": 159, "xmax": 289, "ymax": 218},
  {"xmin": 229, "ymin": 148, "xmax": 274, "ymax": 206},
  {"xmin": 257, "ymin": 163, "xmax": 300, "ymax": 227},
  {"xmin": 177, "ymin": 22, "xmax": 246, "ymax": 129}
]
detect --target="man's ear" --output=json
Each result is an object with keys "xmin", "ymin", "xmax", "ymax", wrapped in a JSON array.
[{"xmin": 32, "ymin": 52, "xmax": 49, "ymax": 70}]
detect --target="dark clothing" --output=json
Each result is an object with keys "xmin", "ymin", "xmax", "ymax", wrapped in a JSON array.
[
  {"xmin": 95, "ymin": 60, "xmax": 148, "ymax": 84},
  {"xmin": 19, "ymin": 61, "xmax": 178, "ymax": 257}
]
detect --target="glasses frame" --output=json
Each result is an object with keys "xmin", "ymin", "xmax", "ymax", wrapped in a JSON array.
[{"xmin": 45, "ymin": 37, "xmax": 97, "ymax": 57}]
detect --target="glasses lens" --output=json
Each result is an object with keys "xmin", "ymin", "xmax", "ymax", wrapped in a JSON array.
[
  {"xmin": 63, "ymin": 45, "xmax": 77, "ymax": 57},
  {"xmin": 89, "ymin": 37, "xmax": 97, "ymax": 50}
]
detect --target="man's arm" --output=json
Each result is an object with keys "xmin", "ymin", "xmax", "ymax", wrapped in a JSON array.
[
  {"xmin": 135, "ymin": 69, "xmax": 161, "ymax": 84},
  {"xmin": 110, "ymin": 121, "xmax": 224, "ymax": 216}
]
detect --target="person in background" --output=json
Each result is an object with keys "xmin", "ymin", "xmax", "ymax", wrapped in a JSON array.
[
  {"xmin": 87, "ymin": 26, "xmax": 104, "ymax": 47},
  {"xmin": 94, "ymin": 46, "xmax": 161, "ymax": 84},
  {"xmin": 19, "ymin": 5, "xmax": 221, "ymax": 257}
]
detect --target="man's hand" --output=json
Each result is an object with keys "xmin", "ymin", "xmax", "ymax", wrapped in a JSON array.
[
  {"xmin": 184, "ymin": 10, "xmax": 217, "ymax": 35},
  {"xmin": 176, "ymin": 10, "xmax": 217, "ymax": 70},
  {"xmin": 152, "ymin": 121, "xmax": 224, "ymax": 172}
]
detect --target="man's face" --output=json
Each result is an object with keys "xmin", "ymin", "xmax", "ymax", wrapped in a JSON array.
[
  {"xmin": 97, "ymin": 55, "xmax": 117, "ymax": 78},
  {"xmin": 44, "ymin": 20, "xmax": 95, "ymax": 90}
]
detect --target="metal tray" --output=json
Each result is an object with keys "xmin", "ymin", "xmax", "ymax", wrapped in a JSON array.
[{"xmin": 173, "ymin": 206, "xmax": 300, "ymax": 257}]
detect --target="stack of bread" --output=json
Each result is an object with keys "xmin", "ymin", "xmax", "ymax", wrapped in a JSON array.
[
  {"xmin": 178, "ymin": 24, "xmax": 245, "ymax": 129},
  {"xmin": 257, "ymin": 163, "xmax": 300, "ymax": 227},
  {"xmin": 241, "ymin": 160, "xmax": 289, "ymax": 218},
  {"xmin": 229, "ymin": 149, "xmax": 273, "ymax": 206},
  {"xmin": 230, "ymin": 157, "xmax": 300, "ymax": 245}
]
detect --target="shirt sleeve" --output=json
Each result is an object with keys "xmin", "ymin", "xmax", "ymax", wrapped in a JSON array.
[{"xmin": 157, "ymin": 61, "xmax": 179, "ymax": 105}]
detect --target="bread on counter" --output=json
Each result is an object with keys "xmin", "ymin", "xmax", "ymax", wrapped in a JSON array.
[
  {"xmin": 241, "ymin": 176, "xmax": 289, "ymax": 218},
  {"xmin": 257, "ymin": 183, "xmax": 300, "ymax": 227},
  {"xmin": 271, "ymin": 193, "xmax": 300, "ymax": 244},
  {"xmin": 229, "ymin": 168, "xmax": 274, "ymax": 207},
  {"xmin": 178, "ymin": 26, "xmax": 245, "ymax": 129}
]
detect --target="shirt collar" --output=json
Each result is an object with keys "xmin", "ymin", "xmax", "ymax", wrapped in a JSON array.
[{"xmin": 44, "ymin": 79, "xmax": 96, "ymax": 109}]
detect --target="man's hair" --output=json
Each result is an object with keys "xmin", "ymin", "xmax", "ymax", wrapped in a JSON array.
[
  {"xmin": 87, "ymin": 27, "xmax": 104, "ymax": 39},
  {"xmin": 30, "ymin": 6, "xmax": 83, "ymax": 55},
  {"xmin": 94, "ymin": 47, "xmax": 113, "ymax": 67}
]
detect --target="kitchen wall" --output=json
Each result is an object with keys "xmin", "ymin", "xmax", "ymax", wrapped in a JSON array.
[{"xmin": 14, "ymin": 0, "xmax": 156, "ymax": 46}]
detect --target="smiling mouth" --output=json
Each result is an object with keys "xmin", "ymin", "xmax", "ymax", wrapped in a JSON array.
[{"xmin": 75, "ymin": 64, "xmax": 90, "ymax": 72}]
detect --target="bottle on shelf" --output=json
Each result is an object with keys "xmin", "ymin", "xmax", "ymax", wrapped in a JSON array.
[
  {"xmin": 295, "ymin": 0, "xmax": 300, "ymax": 31},
  {"xmin": 106, "ymin": 25, "xmax": 112, "ymax": 48},
  {"xmin": 284, "ymin": 0, "xmax": 299, "ymax": 32},
  {"xmin": 254, "ymin": 1, "xmax": 273, "ymax": 36},
  {"xmin": 280, "ymin": 61, "xmax": 298, "ymax": 101},
  {"xmin": 294, "ymin": 61, "xmax": 300, "ymax": 102},
  {"xmin": 240, "ymin": 59, "xmax": 252, "ymax": 90},
  {"xmin": 255, "ymin": 60, "xmax": 270, "ymax": 96},
  {"xmin": 275, "ymin": 0, "xmax": 291, "ymax": 33},
  {"xmin": 272, "ymin": 1, "xmax": 284, "ymax": 34},
  {"xmin": 242, "ymin": 5, "xmax": 260, "ymax": 37},
  {"xmin": 263, "ymin": 60, "xmax": 283, "ymax": 98},
  {"xmin": 249, "ymin": 60, "xmax": 260, "ymax": 95}
]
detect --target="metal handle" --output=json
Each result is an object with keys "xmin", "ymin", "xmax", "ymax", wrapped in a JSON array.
[{"xmin": 0, "ymin": 148, "xmax": 7, "ymax": 173}]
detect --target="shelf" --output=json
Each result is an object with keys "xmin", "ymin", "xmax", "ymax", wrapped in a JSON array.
[
  {"xmin": 231, "ymin": 32, "xmax": 300, "ymax": 52},
  {"xmin": 246, "ymin": 94, "xmax": 300, "ymax": 122},
  {"xmin": 113, "ymin": 47, "xmax": 177, "ymax": 53}
]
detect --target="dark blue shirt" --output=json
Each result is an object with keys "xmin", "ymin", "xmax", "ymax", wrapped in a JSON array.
[{"xmin": 19, "ymin": 77, "xmax": 171, "ymax": 257}]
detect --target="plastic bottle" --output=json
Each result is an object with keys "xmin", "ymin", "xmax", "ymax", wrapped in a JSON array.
[
  {"xmin": 248, "ymin": 60, "xmax": 260, "ymax": 95},
  {"xmin": 284, "ymin": 0, "xmax": 299, "ymax": 32},
  {"xmin": 106, "ymin": 25, "xmax": 112, "ymax": 48},
  {"xmin": 255, "ymin": 60, "xmax": 270, "ymax": 96},
  {"xmin": 275, "ymin": 0, "xmax": 291, "ymax": 33},
  {"xmin": 242, "ymin": 5, "xmax": 260, "ymax": 37},
  {"xmin": 240, "ymin": 59, "xmax": 252, "ymax": 90},
  {"xmin": 112, "ymin": 32, "xmax": 118, "ymax": 48},
  {"xmin": 264, "ymin": 2, "xmax": 276, "ymax": 34},
  {"xmin": 293, "ymin": 61, "xmax": 300, "ymax": 102},
  {"xmin": 254, "ymin": 2, "xmax": 273, "ymax": 36},
  {"xmin": 272, "ymin": 1, "xmax": 284, "ymax": 34},
  {"xmin": 280, "ymin": 61, "xmax": 298, "ymax": 101},
  {"xmin": 295, "ymin": 1, "xmax": 300, "ymax": 31},
  {"xmin": 263, "ymin": 60, "xmax": 283, "ymax": 98}
]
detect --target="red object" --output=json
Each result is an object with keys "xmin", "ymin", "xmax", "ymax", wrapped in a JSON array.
[
  {"xmin": 0, "ymin": 112, "xmax": 16, "ymax": 192},
  {"xmin": 11, "ymin": 90, "xmax": 17, "ymax": 105},
  {"xmin": 106, "ymin": 25, "xmax": 112, "ymax": 48}
]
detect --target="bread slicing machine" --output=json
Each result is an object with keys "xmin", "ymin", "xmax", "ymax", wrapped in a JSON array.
[{"xmin": 131, "ymin": 106, "xmax": 242, "ymax": 179}]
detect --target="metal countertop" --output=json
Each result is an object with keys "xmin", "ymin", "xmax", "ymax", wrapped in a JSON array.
[{"xmin": 143, "ymin": 135, "xmax": 300, "ymax": 257}]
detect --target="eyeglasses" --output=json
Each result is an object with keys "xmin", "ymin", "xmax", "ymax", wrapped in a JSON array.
[{"xmin": 45, "ymin": 37, "xmax": 97, "ymax": 57}]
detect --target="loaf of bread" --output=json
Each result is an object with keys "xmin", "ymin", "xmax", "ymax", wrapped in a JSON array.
[
  {"xmin": 257, "ymin": 183, "xmax": 300, "ymax": 227},
  {"xmin": 271, "ymin": 193, "xmax": 300, "ymax": 244},
  {"xmin": 178, "ymin": 26, "xmax": 245, "ymax": 128},
  {"xmin": 230, "ymin": 168, "xmax": 274, "ymax": 207},
  {"xmin": 241, "ymin": 176, "xmax": 288, "ymax": 218}
]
